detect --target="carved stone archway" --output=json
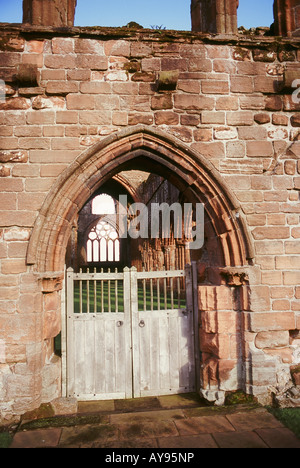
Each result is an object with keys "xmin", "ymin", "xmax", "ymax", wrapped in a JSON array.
[
  {"xmin": 27, "ymin": 125, "xmax": 253, "ymax": 272},
  {"xmin": 27, "ymin": 125, "xmax": 255, "ymax": 403}
]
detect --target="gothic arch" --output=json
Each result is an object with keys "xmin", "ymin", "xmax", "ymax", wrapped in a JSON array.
[{"xmin": 26, "ymin": 125, "xmax": 254, "ymax": 274}]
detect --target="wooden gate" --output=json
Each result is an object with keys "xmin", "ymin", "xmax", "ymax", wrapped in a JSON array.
[{"xmin": 66, "ymin": 265, "xmax": 197, "ymax": 400}]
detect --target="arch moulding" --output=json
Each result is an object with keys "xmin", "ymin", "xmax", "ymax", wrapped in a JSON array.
[{"xmin": 26, "ymin": 125, "xmax": 255, "ymax": 278}]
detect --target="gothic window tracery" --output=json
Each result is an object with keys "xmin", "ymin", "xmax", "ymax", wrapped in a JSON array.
[
  {"xmin": 87, "ymin": 220, "xmax": 120, "ymax": 263},
  {"xmin": 86, "ymin": 194, "xmax": 120, "ymax": 264}
]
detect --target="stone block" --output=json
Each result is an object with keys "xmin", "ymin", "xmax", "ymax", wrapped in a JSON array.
[
  {"xmin": 151, "ymin": 94, "xmax": 173, "ymax": 110},
  {"xmin": 43, "ymin": 310, "xmax": 61, "ymax": 340},
  {"xmin": 246, "ymin": 141, "xmax": 274, "ymax": 158},
  {"xmin": 246, "ymin": 312, "xmax": 295, "ymax": 332},
  {"xmin": 66, "ymin": 94, "xmax": 95, "ymax": 110},
  {"xmin": 157, "ymin": 71, "xmax": 179, "ymax": 91},
  {"xmin": 198, "ymin": 286, "xmax": 233, "ymax": 311},
  {"xmin": 226, "ymin": 112, "xmax": 254, "ymax": 126},
  {"xmin": 202, "ymin": 80, "xmax": 229, "ymax": 94},
  {"xmin": 214, "ymin": 126, "xmax": 238, "ymax": 140},
  {"xmin": 174, "ymin": 94, "xmax": 214, "ymax": 111},
  {"xmin": 17, "ymin": 64, "xmax": 38, "ymax": 86},
  {"xmin": 249, "ymin": 286, "xmax": 271, "ymax": 312},
  {"xmin": 0, "ymin": 150, "xmax": 28, "ymax": 164},
  {"xmin": 291, "ymin": 114, "xmax": 300, "ymax": 127},
  {"xmin": 254, "ymin": 113, "xmax": 271, "ymax": 124},
  {"xmin": 194, "ymin": 128, "xmax": 213, "ymax": 141},
  {"xmin": 51, "ymin": 397, "xmax": 78, "ymax": 415},
  {"xmin": 230, "ymin": 76, "xmax": 253, "ymax": 93},
  {"xmin": 154, "ymin": 111, "xmax": 179, "ymax": 126},
  {"xmin": 0, "ymin": 166, "xmax": 11, "ymax": 177},
  {"xmin": 291, "ymin": 365, "xmax": 300, "ymax": 386},
  {"xmin": 0, "ymin": 98, "xmax": 31, "ymax": 111},
  {"xmin": 255, "ymin": 331, "xmax": 290, "ymax": 349}
]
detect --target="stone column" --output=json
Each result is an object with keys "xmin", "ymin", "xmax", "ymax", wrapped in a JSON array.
[
  {"xmin": 274, "ymin": 0, "xmax": 300, "ymax": 37},
  {"xmin": 197, "ymin": 268, "xmax": 250, "ymax": 406},
  {"xmin": 191, "ymin": 0, "xmax": 239, "ymax": 34},
  {"xmin": 23, "ymin": 0, "xmax": 77, "ymax": 27}
]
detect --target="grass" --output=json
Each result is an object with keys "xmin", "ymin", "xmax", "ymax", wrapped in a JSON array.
[
  {"xmin": 0, "ymin": 432, "xmax": 13, "ymax": 449},
  {"xmin": 74, "ymin": 280, "xmax": 124, "ymax": 314},
  {"xmin": 267, "ymin": 407, "xmax": 300, "ymax": 438},
  {"xmin": 74, "ymin": 280, "xmax": 186, "ymax": 314}
]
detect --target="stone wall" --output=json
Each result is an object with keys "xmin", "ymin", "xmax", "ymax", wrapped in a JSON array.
[{"xmin": 0, "ymin": 23, "xmax": 299, "ymax": 422}]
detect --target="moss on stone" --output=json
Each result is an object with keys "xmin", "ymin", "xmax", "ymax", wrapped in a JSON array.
[
  {"xmin": 225, "ymin": 390, "xmax": 258, "ymax": 406},
  {"xmin": 20, "ymin": 413, "xmax": 108, "ymax": 431}
]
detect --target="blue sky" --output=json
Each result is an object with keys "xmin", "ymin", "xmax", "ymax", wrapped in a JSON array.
[{"xmin": 0, "ymin": 0, "xmax": 274, "ymax": 30}]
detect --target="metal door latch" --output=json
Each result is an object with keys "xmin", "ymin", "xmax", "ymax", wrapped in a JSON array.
[
  {"xmin": 116, "ymin": 321, "xmax": 123, "ymax": 327},
  {"xmin": 139, "ymin": 320, "xmax": 145, "ymax": 328}
]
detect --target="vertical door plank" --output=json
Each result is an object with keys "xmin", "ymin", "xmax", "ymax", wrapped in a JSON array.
[
  {"xmin": 95, "ymin": 317, "xmax": 106, "ymax": 394},
  {"xmin": 130, "ymin": 267, "xmax": 141, "ymax": 398},
  {"xmin": 85, "ymin": 318, "xmax": 95, "ymax": 395},
  {"xmin": 138, "ymin": 313, "xmax": 151, "ymax": 394},
  {"xmin": 158, "ymin": 314, "xmax": 170, "ymax": 392},
  {"xmin": 123, "ymin": 267, "xmax": 133, "ymax": 399},
  {"xmin": 169, "ymin": 314, "xmax": 180, "ymax": 390},
  {"xmin": 104, "ymin": 318, "xmax": 115, "ymax": 393}
]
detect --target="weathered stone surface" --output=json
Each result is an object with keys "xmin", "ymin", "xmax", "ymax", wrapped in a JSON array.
[
  {"xmin": 0, "ymin": 166, "xmax": 10, "ymax": 177},
  {"xmin": 0, "ymin": 97, "xmax": 31, "ymax": 110},
  {"xmin": 23, "ymin": 0, "xmax": 77, "ymax": 27},
  {"xmin": 191, "ymin": 0, "xmax": 239, "ymax": 34},
  {"xmin": 51, "ymin": 397, "xmax": 78, "ymax": 415},
  {"xmin": 255, "ymin": 331, "xmax": 290, "ymax": 349},
  {"xmin": 22, "ymin": 403, "xmax": 55, "ymax": 422},
  {"xmin": 19, "ymin": 87, "xmax": 44, "ymax": 97},
  {"xmin": 0, "ymin": 11, "xmax": 299, "ymax": 419},
  {"xmin": 274, "ymin": 0, "xmax": 300, "ymax": 37},
  {"xmin": 0, "ymin": 151, "xmax": 28, "ymax": 163},
  {"xmin": 17, "ymin": 64, "xmax": 38, "ymax": 86},
  {"xmin": 151, "ymin": 94, "xmax": 173, "ymax": 110},
  {"xmin": 291, "ymin": 365, "xmax": 300, "ymax": 385},
  {"xmin": 156, "ymin": 71, "xmax": 179, "ymax": 91}
]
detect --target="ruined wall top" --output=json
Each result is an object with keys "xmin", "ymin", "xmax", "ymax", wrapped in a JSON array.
[{"xmin": 20, "ymin": 0, "xmax": 300, "ymax": 38}]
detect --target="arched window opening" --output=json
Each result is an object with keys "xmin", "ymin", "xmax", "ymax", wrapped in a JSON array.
[
  {"xmin": 87, "ymin": 220, "xmax": 120, "ymax": 263},
  {"xmin": 92, "ymin": 194, "xmax": 116, "ymax": 215}
]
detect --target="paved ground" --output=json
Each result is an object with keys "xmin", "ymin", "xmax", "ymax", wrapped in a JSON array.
[{"xmin": 5, "ymin": 394, "xmax": 300, "ymax": 449}]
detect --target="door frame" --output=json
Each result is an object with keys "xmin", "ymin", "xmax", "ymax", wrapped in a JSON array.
[{"xmin": 62, "ymin": 263, "xmax": 199, "ymax": 400}]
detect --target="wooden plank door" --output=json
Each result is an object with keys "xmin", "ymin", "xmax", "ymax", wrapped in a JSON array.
[
  {"xmin": 66, "ymin": 267, "xmax": 132, "ymax": 400},
  {"xmin": 66, "ymin": 266, "xmax": 196, "ymax": 400},
  {"xmin": 131, "ymin": 267, "xmax": 196, "ymax": 398}
]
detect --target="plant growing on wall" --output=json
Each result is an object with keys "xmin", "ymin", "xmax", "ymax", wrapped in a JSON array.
[{"xmin": 150, "ymin": 24, "xmax": 166, "ymax": 30}]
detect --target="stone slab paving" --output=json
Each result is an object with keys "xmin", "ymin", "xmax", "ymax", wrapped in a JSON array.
[
  {"xmin": 8, "ymin": 405, "xmax": 300, "ymax": 449},
  {"xmin": 10, "ymin": 428, "xmax": 62, "ymax": 449}
]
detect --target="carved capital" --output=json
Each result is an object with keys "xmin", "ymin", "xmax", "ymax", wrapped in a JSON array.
[{"xmin": 220, "ymin": 268, "xmax": 249, "ymax": 286}]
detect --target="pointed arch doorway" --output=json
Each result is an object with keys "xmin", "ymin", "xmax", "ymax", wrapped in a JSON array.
[{"xmin": 27, "ymin": 126, "xmax": 254, "ymax": 402}]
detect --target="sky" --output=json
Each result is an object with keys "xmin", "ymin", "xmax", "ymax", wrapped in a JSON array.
[{"xmin": 0, "ymin": 0, "xmax": 274, "ymax": 31}]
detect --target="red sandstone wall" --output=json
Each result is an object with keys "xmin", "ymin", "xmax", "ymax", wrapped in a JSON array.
[{"xmin": 0, "ymin": 26, "xmax": 299, "ymax": 420}]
